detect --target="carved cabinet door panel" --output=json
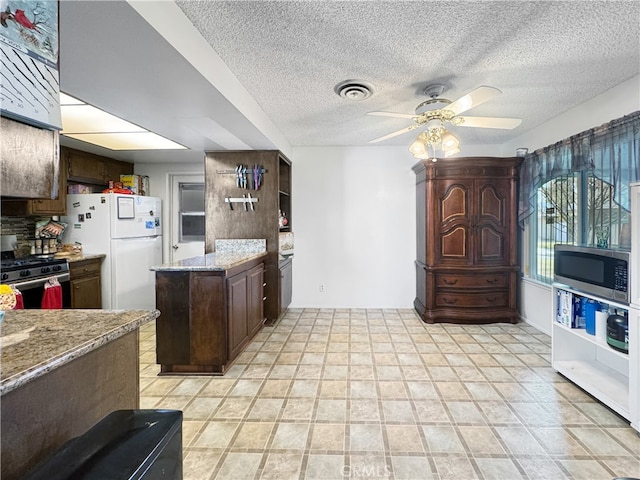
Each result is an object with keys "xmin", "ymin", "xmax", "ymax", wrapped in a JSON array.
[
  {"xmin": 474, "ymin": 179, "xmax": 511, "ymax": 265},
  {"xmin": 434, "ymin": 179, "xmax": 473, "ymax": 265}
]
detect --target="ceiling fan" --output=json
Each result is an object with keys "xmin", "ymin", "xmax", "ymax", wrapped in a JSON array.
[{"xmin": 368, "ymin": 84, "xmax": 522, "ymax": 158}]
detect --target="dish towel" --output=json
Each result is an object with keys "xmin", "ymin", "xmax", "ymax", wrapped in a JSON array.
[
  {"xmin": 13, "ymin": 287, "xmax": 24, "ymax": 309},
  {"xmin": 41, "ymin": 281, "xmax": 63, "ymax": 309}
]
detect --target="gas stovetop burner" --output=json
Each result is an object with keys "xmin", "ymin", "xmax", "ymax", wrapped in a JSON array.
[{"xmin": 0, "ymin": 255, "xmax": 69, "ymax": 284}]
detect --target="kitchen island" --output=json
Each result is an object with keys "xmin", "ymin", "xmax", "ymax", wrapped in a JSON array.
[
  {"xmin": 152, "ymin": 250, "xmax": 267, "ymax": 375},
  {"xmin": 0, "ymin": 309, "xmax": 159, "ymax": 480}
]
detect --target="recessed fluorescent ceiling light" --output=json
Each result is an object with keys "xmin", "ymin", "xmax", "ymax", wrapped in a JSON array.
[{"xmin": 60, "ymin": 93, "xmax": 187, "ymax": 150}]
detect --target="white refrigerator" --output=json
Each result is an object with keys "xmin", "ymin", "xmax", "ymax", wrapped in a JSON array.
[{"xmin": 62, "ymin": 193, "xmax": 162, "ymax": 310}]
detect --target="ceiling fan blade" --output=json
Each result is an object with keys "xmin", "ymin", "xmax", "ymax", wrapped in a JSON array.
[
  {"xmin": 446, "ymin": 86, "xmax": 502, "ymax": 116},
  {"xmin": 368, "ymin": 111, "xmax": 416, "ymax": 119},
  {"xmin": 456, "ymin": 116, "xmax": 522, "ymax": 129},
  {"xmin": 369, "ymin": 125, "xmax": 418, "ymax": 143}
]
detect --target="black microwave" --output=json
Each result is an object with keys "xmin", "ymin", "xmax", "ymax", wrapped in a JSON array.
[{"xmin": 554, "ymin": 244, "xmax": 630, "ymax": 304}]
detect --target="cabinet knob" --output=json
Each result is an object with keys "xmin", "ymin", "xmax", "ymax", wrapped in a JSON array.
[
  {"xmin": 486, "ymin": 278, "xmax": 498, "ymax": 284},
  {"xmin": 486, "ymin": 296, "xmax": 498, "ymax": 303},
  {"xmin": 442, "ymin": 278, "xmax": 458, "ymax": 285},
  {"xmin": 263, "ymin": 283, "xmax": 267, "ymax": 287},
  {"xmin": 263, "ymin": 296, "xmax": 267, "ymax": 301},
  {"xmin": 442, "ymin": 297, "xmax": 458, "ymax": 304}
]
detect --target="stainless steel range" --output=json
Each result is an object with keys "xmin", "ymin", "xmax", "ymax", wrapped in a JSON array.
[{"xmin": 1, "ymin": 253, "xmax": 71, "ymax": 309}]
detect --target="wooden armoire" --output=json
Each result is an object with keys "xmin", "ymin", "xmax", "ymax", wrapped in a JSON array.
[{"xmin": 412, "ymin": 157, "xmax": 522, "ymax": 324}]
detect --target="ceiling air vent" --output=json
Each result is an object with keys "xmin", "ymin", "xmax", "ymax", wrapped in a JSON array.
[{"xmin": 335, "ymin": 80, "xmax": 374, "ymax": 101}]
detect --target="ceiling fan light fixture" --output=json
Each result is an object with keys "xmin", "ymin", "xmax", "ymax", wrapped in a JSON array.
[
  {"xmin": 409, "ymin": 132, "xmax": 429, "ymax": 158},
  {"xmin": 441, "ymin": 129, "xmax": 459, "ymax": 150}
]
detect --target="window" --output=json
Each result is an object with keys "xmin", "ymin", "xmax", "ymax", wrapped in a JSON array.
[
  {"xmin": 529, "ymin": 172, "xmax": 630, "ymax": 283},
  {"xmin": 179, "ymin": 183, "xmax": 205, "ymax": 242}
]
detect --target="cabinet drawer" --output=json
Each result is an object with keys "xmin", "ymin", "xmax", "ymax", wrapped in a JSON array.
[
  {"xmin": 435, "ymin": 291, "xmax": 508, "ymax": 308},
  {"xmin": 435, "ymin": 272, "xmax": 508, "ymax": 288},
  {"xmin": 70, "ymin": 259, "xmax": 101, "ymax": 278}
]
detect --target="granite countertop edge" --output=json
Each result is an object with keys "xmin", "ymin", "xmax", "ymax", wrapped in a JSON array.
[
  {"xmin": 0, "ymin": 309, "xmax": 159, "ymax": 396},
  {"xmin": 66, "ymin": 254, "xmax": 106, "ymax": 263},
  {"xmin": 151, "ymin": 251, "xmax": 268, "ymax": 272}
]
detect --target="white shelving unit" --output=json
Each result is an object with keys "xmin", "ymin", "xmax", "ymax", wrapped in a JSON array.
[
  {"xmin": 552, "ymin": 283, "xmax": 638, "ymax": 431},
  {"xmin": 629, "ymin": 182, "xmax": 640, "ymax": 432}
]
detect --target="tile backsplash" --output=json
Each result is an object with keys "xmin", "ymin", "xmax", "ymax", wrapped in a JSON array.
[{"xmin": 1, "ymin": 215, "xmax": 51, "ymax": 256}]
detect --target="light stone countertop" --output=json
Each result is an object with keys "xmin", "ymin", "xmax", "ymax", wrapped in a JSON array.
[
  {"xmin": 0, "ymin": 309, "xmax": 159, "ymax": 396},
  {"xmin": 66, "ymin": 253, "xmax": 106, "ymax": 263},
  {"xmin": 150, "ymin": 251, "xmax": 267, "ymax": 272}
]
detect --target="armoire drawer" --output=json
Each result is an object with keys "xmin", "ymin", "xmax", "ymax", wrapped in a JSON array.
[
  {"xmin": 435, "ymin": 272, "xmax": 509, "ymax": 288},
  {"xmin": 435, "ymin": 290, "xmax": 508, "ymax": 308}
]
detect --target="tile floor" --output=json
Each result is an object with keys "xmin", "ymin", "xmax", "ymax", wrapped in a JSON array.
[{"xmin": 138, "ymin": 308, "xmax": 640, "ymax": 479}]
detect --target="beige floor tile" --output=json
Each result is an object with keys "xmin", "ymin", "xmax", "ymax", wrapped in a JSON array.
[
  {"xmin": 258, "ymin": 379, "xmax": 291, "ymax": 397},
  {"xmin": 569, "ymin": 427, "xmax": 632, "ymax": 456},
  {"xmin": 349, "ymin": 380, "xmax": 377, "ymax": 398},
  {"xmin": 458, "ymin": 426, "xmax": 506, "ymax": 454},
  {"xmin": 194, "ymin": 421, "xmax": 239, "ymax": 449},
  {"xmin": 182, "ymin": 449, "xmax": 222, "ymax": 480},
  {"xmin": 475, "ymin": 457, "xmax": 525, "ymax": 479},
  {"xmin": 183, "ymin": 397, "xmax": 222, "ymax": 420},
  {"xmin": 247, "ymin": 398, "xmax": 284, "ymax": 420},
  {"xmin": 601, "ymin": 455, "xmax": 640, "ymax": 479},
  {"xmin": 212, "ymin": 397, "xmax": 253, "ymax": 419},
  {"xmin": 231, "ymin": 422, "xmax": 274, "ymax": 450},
  {"xmin": 381, "ymin": 400, "xmax": 416, "ymax": 424},
  {"xmin": 319, "ymin": 380, "xmax": 347, "ymax": 398},
  {"xmin": 315, "ymin": 399, "xmax": 348, "ymax": 422},
  {"xmin": 228, "ymin": 379, "xmax": 263, "ymax": 397},
  {"xmin": 385, "ymin": 425, "xmax": 424, "ymax": 453},
  {"xmin": 271, "ymin": 422, "xmax": 310, "ymax": 450},
  {"xmin": 310, "ymin": 423, "xmax": 346, "ymax": 451},
  {"xmin": 423, "ymin": 425, "xmax": 466, "ymax": 453},
  {"xmin": 495, "ymin": 426, "xmax": 546, "ymax": 455},
  {"xmin": 216, "ymin": 452, "xmax": 262, "ymax": 479},
  {"xmin": 260, "ymin": 453, "xmax": 303, "ymax": 480},
  {"xmin": 281, "ymin": 398, "xmax": 315, "ymax": 420},
  {"xmin": 349, "ymin": 423, "xmax": 385, "ymax": 451},
  {"xmin": 390, "ymin": 456, "xmax": 434, "ymax": 479},
  {"xmin": 435, "ymin": 381, "xmax": 471, "ymax": 400},
  {"xmin": 433, "ymin": 455, "xmax": 479, "ymax": 480},
  {"xmin": 446, "ymin": 401, "xmax": 486, "ymax": 425},
  {"xmin": 558, "ymin": 459, "xmax": 614, "ymax": 480},
  {"xmin": 304, "ymin": 454, "xmax": 346, "ymax": 479},
  {"xmin": 516, "ymin": 458, "xmax": 570, "ymax": 480},
  {"xmin": 322, "ymin": 365, "xmax": 349, "ymax": 379},
  {"xmin": 414, "ymin": 399, "xmax": 451, "ymax": 423},
  {"xmin": 349, "ymin": 399, "xmax": 381, "ymax": 422},
  {"xmin": 289, "ymin": 379, "xmax": 319, "ymax": 397},
  {"xmin": 529, "ymin": 426, "xmax": 590, "ymax": 456},
  {"xmin": 377, "ymin": 381, "xmax": 408, "ymax": 399}
]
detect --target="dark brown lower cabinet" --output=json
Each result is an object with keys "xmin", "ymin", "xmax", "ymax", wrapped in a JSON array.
[
  {"xmin": 69, "ymin": 257, "xmax": 103, "ymax": 308},
  {"xmin": 155, "ymin": 258, "xmax": 264, "ymax": 375}
]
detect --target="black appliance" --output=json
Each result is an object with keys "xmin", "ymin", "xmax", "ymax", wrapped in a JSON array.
[
  {"xmin": 0, "ymin": 252, "xmax": 71, "ymax": 308},
  {"xmin": 23, "ymin": 409, "xmax": 183, "ymax": 480},
  {"xmin": 606, "ymin": 312, "xmax": 629, "ymax": 354},
  {"xmin": 554, "ymin": 244, "xmax": 630, "ymax": 304}
]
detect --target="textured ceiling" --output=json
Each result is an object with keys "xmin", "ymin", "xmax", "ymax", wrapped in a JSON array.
[
  {"xmin": 58, "ymin": 1, "xmax": 639, "ymax": 163},
  {"xmin": 174, "ymin": 0, "xmax": 640, "ymax": 147}
]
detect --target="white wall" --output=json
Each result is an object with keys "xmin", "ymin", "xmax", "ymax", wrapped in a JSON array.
[
  {"xmin": 288, "ymin": 146, "xmax": 418, "ymax": 308},
  {"xmin": 134, "ymin": 161, "xmax": 205, "ymax": 262}
]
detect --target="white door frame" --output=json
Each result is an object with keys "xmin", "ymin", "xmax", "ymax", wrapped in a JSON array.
[{"xmin": 169, "ymin": 173, "xmax": 205, "ymax": 263}]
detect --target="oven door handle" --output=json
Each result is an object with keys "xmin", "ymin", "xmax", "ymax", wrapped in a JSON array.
[{"xmin": 11, "ymin": 273, "xmax": 70, "ymax": 291}]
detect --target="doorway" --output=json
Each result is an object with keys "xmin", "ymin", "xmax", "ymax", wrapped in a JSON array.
[{"xmin": 169, "ymin": 174, "xmax": 205, "ymax": 262}]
